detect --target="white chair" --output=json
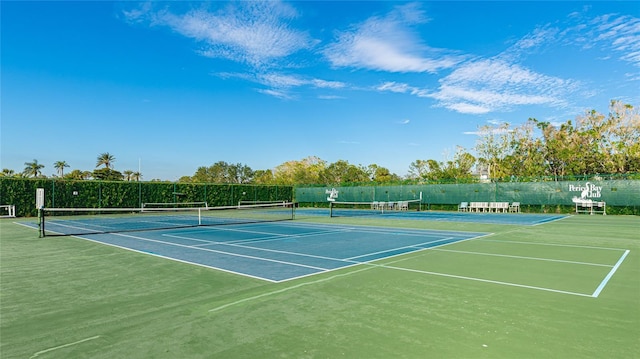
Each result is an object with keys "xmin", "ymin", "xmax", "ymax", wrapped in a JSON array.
[
  {"xmin": 509, "ymin": 202, "xmax": 520, "ymax": 213},
  {"xmin": 458, "ymin": 202, "xmax": 469, "ymax": 212},
  {"xmin": 489, "ymin": 202, "xmax": 498, "ymax": 212}
]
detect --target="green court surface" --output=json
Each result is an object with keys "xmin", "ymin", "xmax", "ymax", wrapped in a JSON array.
[{"xmin": 1, "ymin": 214, "xmax": 638, "ymax": 358}]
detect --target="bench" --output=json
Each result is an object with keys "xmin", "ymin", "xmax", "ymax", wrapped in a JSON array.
[{"xmin": 576, "ymin": 201, "xmax": 606, "ymax": 215}]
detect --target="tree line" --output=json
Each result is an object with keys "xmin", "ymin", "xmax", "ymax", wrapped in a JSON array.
[
  {"xmin": 5, "ymin": 153, "xmax": 142, "ymax": 181},
  {"xmin": 3, "ymin": 101, "xmax": 638, "ymax": 184}
]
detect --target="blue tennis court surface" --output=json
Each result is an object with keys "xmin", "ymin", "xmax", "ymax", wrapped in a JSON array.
[
  {"xmin": 299, "ymin": 208, "xmax": 567, "ymax": 225},
  {"xmin": 63, "ymin": 222, "xmax": 487, "ymax": 282}
]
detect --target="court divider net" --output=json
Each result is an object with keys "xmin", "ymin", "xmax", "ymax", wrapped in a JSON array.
[{"xmin": 329, "ymin": 199, "xmax": 421, "ymax": 217}]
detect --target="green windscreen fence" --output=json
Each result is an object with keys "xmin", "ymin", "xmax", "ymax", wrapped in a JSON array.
[
  {"xmin": 0, "ymin": 178, "xmax": 293, "ymax": 217},
  {"xmin": 295, "ymin": 180, "xmax": 640, "ymax": 208}
]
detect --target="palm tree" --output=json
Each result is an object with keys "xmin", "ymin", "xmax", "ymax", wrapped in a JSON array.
[
  {"xmin": 1, "ymin": 169, "xmax": 15, "ymax": 177},
  {"xmin": 53, "ymin": 161, "xmax": 69, "ymax": 177},
  {"xmin": 24, "ymin": 159, "xmax": 45, "ymax": 178},
  {"xmin": 96, "ymin": 152, "xmax": 115, "ymax": 169},
  {"xmin": 123, "ymin": 170, "xmax": 133, "ymax": 181},
  {"xmin": 132, "ymin": 171, "xmax": 142, "ymax": 181}
]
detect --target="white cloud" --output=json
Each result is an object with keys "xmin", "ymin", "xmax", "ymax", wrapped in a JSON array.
[
  {"xmin": 125, "ymin": 1, "xmax": 315, "ymax": 69},
  {"xmin": 376, "ymin": 82, "xmax": 430, "ymax": 97},
  {"xmin": 377, "ymin": 59, "xmax": 578, "ymax": 115},
  {"xmin": 318, "ymin": 95, "xmax": 345, "ymax": 100},
  {"xmin": 429, "ymin": 59, "xmax": 578, "ymax": 114},
  {"xmin": 463, "ymin": 126, "xmax": 511, "ymax": 136},
  {"xmin": 323, "ymin": 3, "xmax": 463, "ymax": 73},
  {"xmin": 449, "ymin": 103, "xmax": 492, "ymax": 115},
  {"xmin": 215, "ymin": 71, "xmax": 347, "ymax": 98},
  {"xmin": 312, "ymin": 79, "xmax": 346, "ymax": 89},
  {"xmin": 256, "ymin": 88, "xmax": 294, "ymax": 100},
  {"xmin": 501, "ymin": 25, "xmax": 560, "ymax": 62},
  {"xmin": 567, "ymin": 13, "xmax": 640, "ymax": 67},
  {"xmin": 258, "ymin": 73, "xmax": 307, "ymax": 88}
]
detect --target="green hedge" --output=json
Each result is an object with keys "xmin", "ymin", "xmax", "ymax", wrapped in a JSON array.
[{"xmin": 0, "ymin": 178, "xmax": 293, "ymax": 217}]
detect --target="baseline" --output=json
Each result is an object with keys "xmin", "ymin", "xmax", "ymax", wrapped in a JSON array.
[{"xmin": 591, "ymin": 249, "xmax": 630, "ymax": 298}]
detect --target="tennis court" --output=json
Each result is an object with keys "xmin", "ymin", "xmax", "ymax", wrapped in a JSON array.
[
  {"xmin": 23, "ymin": 220, "xmax": 486, "ymax": 282},
  {"xmin": 4, "ymin": 210, "xmax": 638, "ymax": 358},
  {"xmin": 18, "ymin": 209, "xmax": 625, "ymax": 295},
  {"xmin": 299, "ymin": 207, "xmax": 567, "ymax": 225}
]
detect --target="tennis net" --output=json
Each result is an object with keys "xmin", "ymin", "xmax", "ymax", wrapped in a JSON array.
[
  {"xmin": 38, "ymin": 202, "xmax": 295, "ymax": 237},
  {"xmin": 142, "ymin": 201, "xmax": 208, "ymax": 209},
  {"xmin": 329, "ymin": 199, "xmax": 421, "ymax": 217}
]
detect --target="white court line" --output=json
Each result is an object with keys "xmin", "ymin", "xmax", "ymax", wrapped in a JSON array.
[
  {"xmin": 592, "ymin": 249, "xmax": 630, "ymax": 298},
  {"xmin": 59, "ymin": 232, "xmax": 280, "ymax": 282},
  {"xmin": 164, "ymin": 233, "xmax": 358, "ymax": 264},
  {"xmin": 531, "ymin": 215, "xmax": 570, "ymax": 226},
  {"xmin": 186, "ymin": 225, "xmax": 305, "ymax": 237},
  {"xmin": 164, "ymin": 228, "xmax": 353, "ymax": 246},
  {"xmin": 43, "ymin": 220, "xmax": 112, "ymax": 231},
  {"xmin": 166, "ymin": 232, "xmax": 460, "ymax": 266},
  {"xmin": 477, "ymin": 238, "xmax": 627, "ymax": 251},
  {"xmin": 431, "ymin": 248, "xmax": 614, "ymax": 267},
  {"xmin": 208, "ymin": 265, "xmax": 377, "ymax": 312},
  {"xmin": 207, "ymin": 246, "xmax": 458, "ymax": 312},
  {"xmin": 30, "ymin": 335, "xmax": 101, "ymax": 359},
  {"xmin": 225, "ymin": 229, "xmax": 353, "ymax": 245},
  {"xmin": 346, "ymin": 237, "xmax": 455, "ymax": 260},
  {"xmin": 272, "ymin": 221, "xmax": 487, "ymax": 237},
  {"xmin": 110, "ymin": 232, "xmax": 329, "ymax": 271},
  {"xmin": 378, "ymin": 264, "xmax": 593, "ymax": 298},
  {"xmin": 274, "ymin": 232, "xmax": 494, "ymax": 283},
  {"xmin": 43, "ymin": 218, "xmax": 198, "ymax": 233}
]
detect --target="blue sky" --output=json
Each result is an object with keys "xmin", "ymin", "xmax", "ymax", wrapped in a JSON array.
[{"xmin": 2, "ymin": 1, "xmax": 639, "ymax": 181}]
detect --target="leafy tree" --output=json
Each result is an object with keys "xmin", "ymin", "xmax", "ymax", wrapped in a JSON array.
[
  {"xmin": 252, "ymin": 169, "xmax": 275, "ymax": 184},
  {"xmin": 371, "ymin": 166, "xmax": 399, "ymax": 183},
  {"xmin": 474, "ymin": 123, "xmax": 512, "ymax": 180},
  {"xmin": 96, "ymin": 152, "xmax": 115, "ymax": 169},
  {"xmin": 53, "ymin": 161, "xmax": 70, "ymax": 177},
  {"xmin": 408, "ymin": 148, "xmax": 475, "ymax": 182},
  {"xmin": 93, "ymin": 168, "xmax": 123, "ymax": 181},
  {"xmin": 502, "ymin": 120, "xmax": 546, "ymax": 178},
  {"xmin": 229, "ymin": 163, "xmax": 254, "ymax": 184},
  {"xmin": 1, "ymin": 169, "xmax": 16, "ymax": 177},
  {"xmin": 607, "ymin": 101, "xmax": 640, "ymax": 173},
  {"xmin": 407, "ymin": 160, "xmax": 430, "ymax": 181},
  {"xmin": 177, "ymin": 175, "xmax": 192, "ymax": 183},
  {"xmin": 189, "ymin": 161, "xmax": 253, "ymax": 183},
  {"xmin": 274, "ymin": 156, "xmax": 326, "ymax": 185},
  {"xmin": 319, "ymin": 160, "xmax": 369, "ymax": 184},
  {"xmin": 23, "ymin": 159, "xmax": 45, "ymax": 178},
  {"xmin": 65, "ymin": 169, "xmax": 92, "ymax": 180},
  {"xmin": 469, "ymin": 100, "xmax": 638, "ymax": 180},
  {"xmin": 445, "ymin": 148, "xmax": 476, "ymax": 180}
]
